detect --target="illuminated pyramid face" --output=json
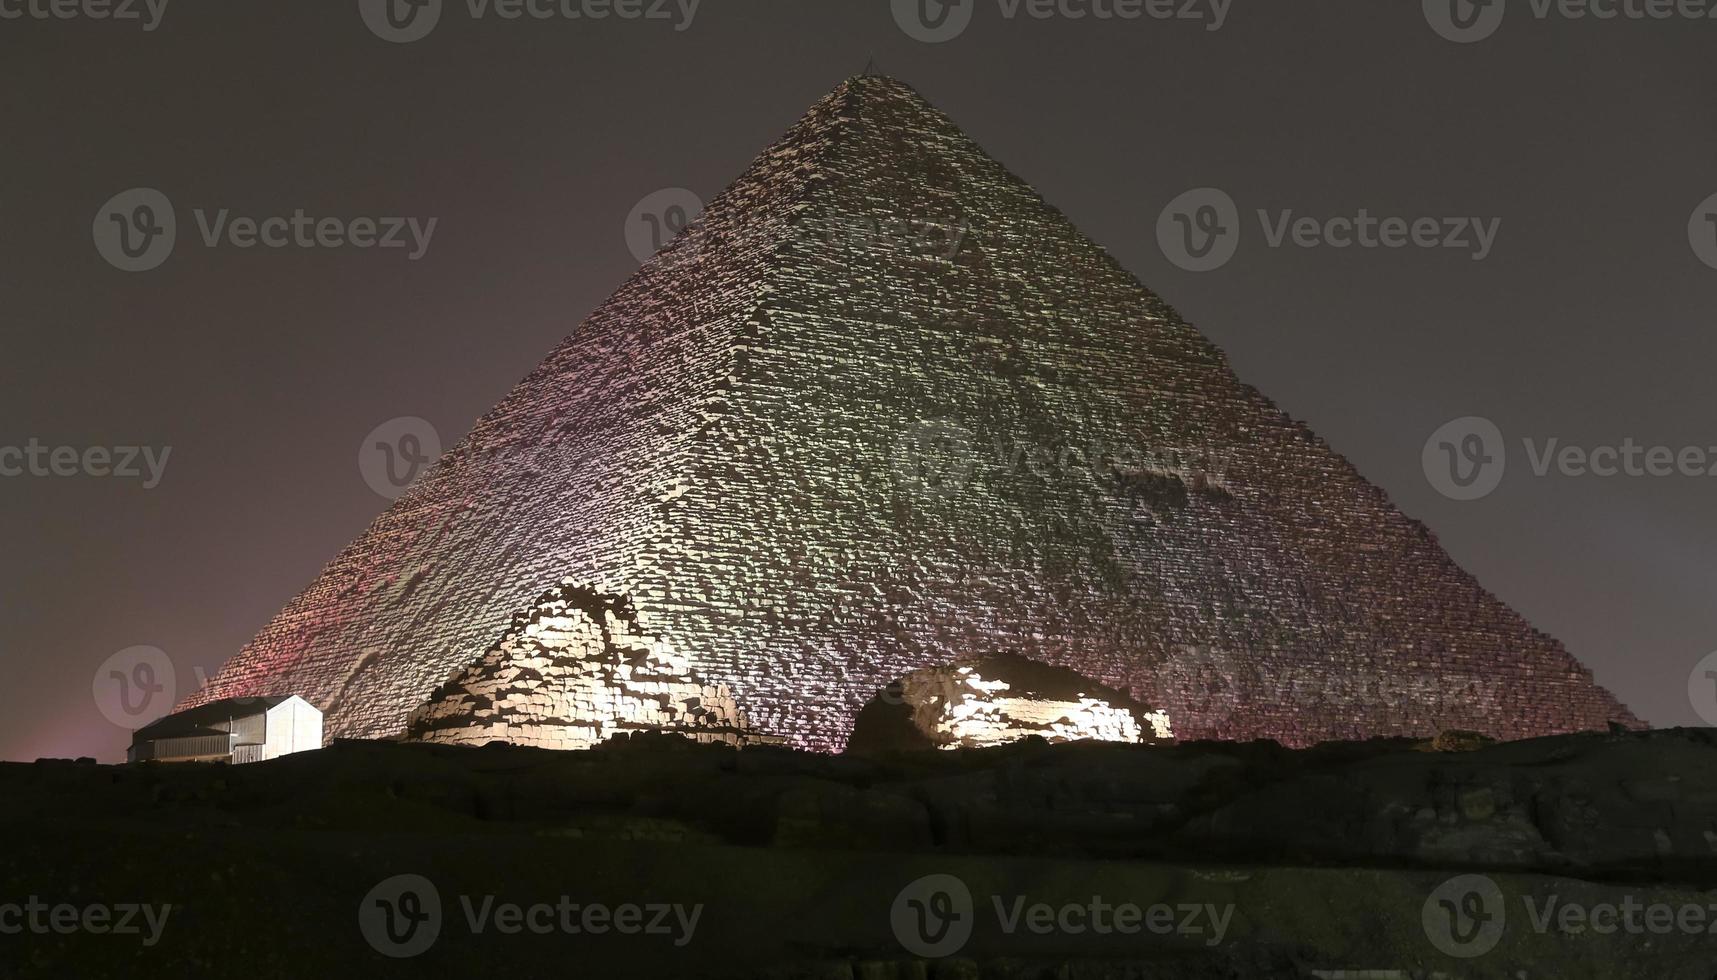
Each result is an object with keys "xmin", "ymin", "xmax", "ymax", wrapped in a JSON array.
[{"xmin": 181, "ymin": 75, "xmax": 1636, "ymax": 749}]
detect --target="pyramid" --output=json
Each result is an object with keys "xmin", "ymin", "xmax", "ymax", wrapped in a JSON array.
[{"xmin": 181, "ymin": 75, "xmax": 1638, "ymax": 749}]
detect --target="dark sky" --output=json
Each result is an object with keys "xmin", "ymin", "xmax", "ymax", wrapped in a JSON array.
[{"xmin": 4, "ymin": 0, "xmax": 1714, "ymax": 761}]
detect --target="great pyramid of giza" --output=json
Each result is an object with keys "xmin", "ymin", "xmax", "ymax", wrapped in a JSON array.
[{"xmin": 180, "ymin": 75, "xmax": 1637, "ymax": 749}]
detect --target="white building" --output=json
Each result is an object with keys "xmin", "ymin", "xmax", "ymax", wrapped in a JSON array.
[{"xmin": 127, "ymin": 696, "xmax": 322, "ymax": 764}]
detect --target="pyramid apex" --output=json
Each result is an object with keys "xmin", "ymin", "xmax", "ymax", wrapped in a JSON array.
[
  {"xmin": 857, "ymin": 71, "xmax": 910, "ymax": 84},
  {"xmin": 822, "ymin": 71, "xmax": 934, "ymax": 114},
  {"xmin": 833, "ymin": 70, "xmax": 917, "ymax": 91}
]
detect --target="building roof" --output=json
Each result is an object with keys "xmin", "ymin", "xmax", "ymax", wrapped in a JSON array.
[{"xmin": 132, "ymin": 696, "xmax": 297, "ymax": 741}]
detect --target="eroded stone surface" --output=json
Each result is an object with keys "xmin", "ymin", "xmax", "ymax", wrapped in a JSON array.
[
  {"xmin": 406, "ymin": 582, "xmax": 771, "ymax": 750},
  {"xmin": 848, "ymin": 654, "xmax": 1171, "ymax": 753}
]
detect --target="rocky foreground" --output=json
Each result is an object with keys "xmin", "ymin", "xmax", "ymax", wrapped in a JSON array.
[{"xmin": 5, "ymin": 729, "xmax": 1717, "ymax": 979}]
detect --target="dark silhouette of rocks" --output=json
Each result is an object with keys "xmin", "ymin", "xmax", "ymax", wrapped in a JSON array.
[{"xmin": 6, "ymin": 729, "xmax": 1714, "ymax": 977}]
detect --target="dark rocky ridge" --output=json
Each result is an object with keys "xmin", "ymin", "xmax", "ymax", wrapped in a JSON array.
[{"xmin": 6, "ymin": 729, "xmax": 1715, "ymax": 978}]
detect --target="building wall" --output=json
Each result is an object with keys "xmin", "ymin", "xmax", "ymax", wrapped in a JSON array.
[
  {"xmin": 262, "ymin": 698, "xmax": 322, "ymax": 760},
  {"xmin": 130, "ymin": 733, "xmax": 231, "ymax": 763},
  {"xmin": 176, "ymin": 76, "xmax": 1638, "ymax": 750}
]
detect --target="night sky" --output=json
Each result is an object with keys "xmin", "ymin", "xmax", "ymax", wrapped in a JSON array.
[{"xmin": 4, "ymin": 0, "xmax": 1714, "ymax": 761}]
